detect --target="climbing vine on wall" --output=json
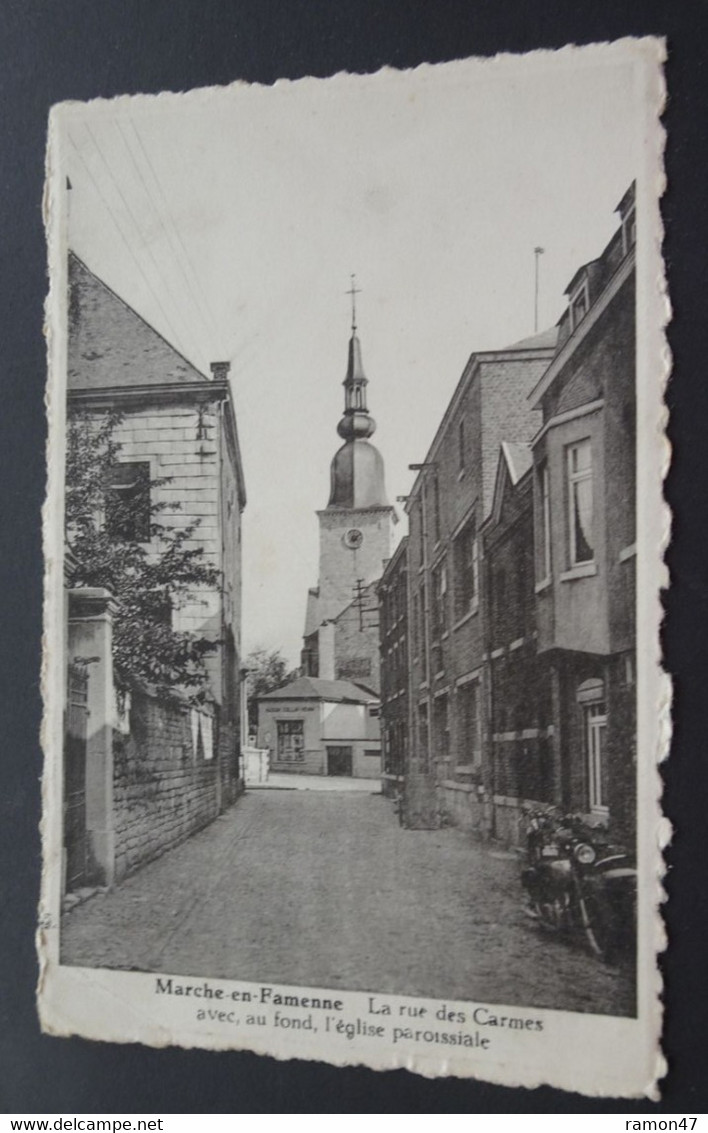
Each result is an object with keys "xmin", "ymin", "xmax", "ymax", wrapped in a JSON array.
[{"xmin": 66, "ymin": 410, "xmax": 219, "ymax": 699}]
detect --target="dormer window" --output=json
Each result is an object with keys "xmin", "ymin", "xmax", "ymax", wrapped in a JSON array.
[
  {"xmin": 569, "ymin": 280, "xmax": 590, "ymax": 330},
  {"xmin": 615, "ymin": 181, "xmax": 636, "ymax": 257},
  {"xmin": 621, "ymin": 205, "xmax": 636, "ymax": 256}
]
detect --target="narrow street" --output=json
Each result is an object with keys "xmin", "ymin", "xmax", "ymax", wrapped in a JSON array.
[{"xmin": 61, "ymin": 787, "xmax": 634, "ymax": 1017}]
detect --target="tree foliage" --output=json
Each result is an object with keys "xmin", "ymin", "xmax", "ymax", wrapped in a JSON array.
[
  {"xmin": 244, "ymin": 648, "xmax": 298, "ymax": 730},
  {"xmin": 66, "ymin": 410, "xmax": 220, "ymax": 698}
]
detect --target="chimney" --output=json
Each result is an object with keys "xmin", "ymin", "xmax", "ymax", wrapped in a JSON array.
[{"xmin": 210, "ymin": 361, "xmax": 231, "ymax": 382}]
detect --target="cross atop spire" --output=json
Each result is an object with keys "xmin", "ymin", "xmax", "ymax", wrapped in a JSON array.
[{"xmin": 346, "ymin": 273, "xmax": 361, "ymax": 333}]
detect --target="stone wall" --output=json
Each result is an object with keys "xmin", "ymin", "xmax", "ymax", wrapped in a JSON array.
[
  {"xmin": 112, "ymin": 689, "xmax": 239, "ymax": 882},
  {"xmin": 333, "ymin": 580, "xmax": 381, "ymax": 693}
]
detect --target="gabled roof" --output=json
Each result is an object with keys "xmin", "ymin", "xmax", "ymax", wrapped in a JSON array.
[
  {"xmin": 486, "ymin": 441, "xmax": 533, "ymax": 531},
  {"xmin": 68, "ymin": 252, "xmax": 208, "ymax": 389},
  {"xmin": 258, "ymin": 676, "xmax": 377, "ymax": 704},
  {"xmin": 501, "ymin": 441, "xmax": 533, "ymax": 485},
  {"xmin": 564, "ymin": 257, "xmax": 601, "ymax": 299},
  {"xmin": 404, "ymin": 328, "xmax": 557, "ymax": 519}
]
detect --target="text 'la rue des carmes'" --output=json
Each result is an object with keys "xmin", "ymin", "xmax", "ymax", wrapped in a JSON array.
[{"xmin": 155, "ymin": 979, "xmax": 544, "ymax": 1034}]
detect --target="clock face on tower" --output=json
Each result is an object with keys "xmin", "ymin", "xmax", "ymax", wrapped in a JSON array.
[{"xmin": 344, "ymin": 528, "xmax": 364, "ymax": 550}]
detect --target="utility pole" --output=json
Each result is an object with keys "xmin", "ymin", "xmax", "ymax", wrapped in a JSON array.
[
  {"xmin": 353, "ymin": 578, "xmax": 367, "ymax": 632},
  {"xmin": 534, "ymin": 246, "xmax": 545, "ymax": 333}
]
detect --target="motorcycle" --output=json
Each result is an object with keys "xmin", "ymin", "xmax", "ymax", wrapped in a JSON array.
[{"xmin": 520, "ymin": 806, "xmax": 637, "ymax": 963}]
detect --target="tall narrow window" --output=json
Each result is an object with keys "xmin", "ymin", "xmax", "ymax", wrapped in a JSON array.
[
  {"xmin": 567, "ymin": 440, "xmax": 594, "ymax": 566},
  {"xmin": 419, "ymin": 581, "xmax": 428, "ymax": 669},
  {"xmin": 105, "ymin": 462, "xmax": 151, "ymax": 542},
  {"xmin": 458, "ymin": 419, "xmax": 466, "ymax": 471},
  {"xmin": 432, "ymin": 560, "xmax": 448, "ymax": 638},
  {"xmin": 494, "ymin": 568, "xmax": 507, "ymax": 628},
  {"xmin": 435, "ymin": 694, "xmax": 450, "ymax": 757},
  {"xmin": 537, "ymin": 462, "xmax": 551, "ymax": 582},
  {"xmin": 585, "ymin": 701, "xmax": 608, "ymax": 814},
  {"xmin": 433, "ymin": 473, "xmax": 441, "ymax": 543},
  {"xmin": 454, "ymin": 518, "xmax": 478, "ymax": 617},
  {"xmin": 462, "ymin": 680, "xmax": 482, "ymax": 768},
  {"xmin": 418, "ymin": 701, "xmax": 429, "ymax": 769}
]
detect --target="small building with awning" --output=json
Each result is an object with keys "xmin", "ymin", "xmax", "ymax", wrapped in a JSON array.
[{"xmin": 256, "ymin": 676, "xmax": 381, "ymax": 779}]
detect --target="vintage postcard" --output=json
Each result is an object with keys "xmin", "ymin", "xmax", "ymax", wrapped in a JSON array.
[{"xmin": 39, "ymin": 39, "xmax": 668, "ymax": 1097}]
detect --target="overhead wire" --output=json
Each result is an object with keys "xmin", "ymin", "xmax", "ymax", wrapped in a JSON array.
[
  {"xmin": 117, "ymin": 117, "xmax": 218, "ymax": 363},
  {"xmin": 71, "ymin": 117, "xmax": 286, "ymax": 389},
  {"xmin": 81, "ymin": 122, "xmax": 197, "ymax": 366},
  {"xmin": 124, "ymin": 115, "xmax": 310, "ymax": 390},
  {"xmin": 126, "ymin": 117, "xmax": 223, "ymax": 349},
  {"xmin": 68, "ymin": 134, "xmax": 192, "ymax": 364}
]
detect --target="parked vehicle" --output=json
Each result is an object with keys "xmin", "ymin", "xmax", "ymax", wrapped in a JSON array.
[{"xmin": 520, "ymin": 805, "xmax": 637, "ymax": 963}]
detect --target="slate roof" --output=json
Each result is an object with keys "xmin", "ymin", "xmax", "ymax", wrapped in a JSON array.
[
  {"xmin": 68, "ymin": 252, "xmax": 208, "ymax": 389},
  {"xmin": 504, "ymin": 326, "xmax": 559, "ymax": 352},
  {"xmin": 258, "ymin": 676, "xmax": 377, "ymax": 703}
]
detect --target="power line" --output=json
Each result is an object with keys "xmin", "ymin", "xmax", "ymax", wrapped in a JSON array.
[
  {"xmin": 118, "ymin": 118, "xmax": 218, "ymax": 358},
  {"xmin": 127, "ymin": 118, "xmax": 222, "ymax": 348},
  {"xmin": 81, "ymin": 123, "xmax": 195, "ymax": 364},
  {"xmin": 68, "ymin": 135, "xmax": 190, "ymax": 363},
  {"xmin": 114, "ymin": 120, "xmax": 213, "ymax": 365}
]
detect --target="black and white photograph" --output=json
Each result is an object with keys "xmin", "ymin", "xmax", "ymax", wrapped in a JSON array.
[{"xmin": 40, "ymin": 41, "xmax": 667, "ymax": 1096}]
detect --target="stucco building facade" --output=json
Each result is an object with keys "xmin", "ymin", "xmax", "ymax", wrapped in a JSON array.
[
  {"xmin": 64, "ymin": 253, "xmax": 246, "ymax": 889},
  {"xmin": 257, "ymin": 676, "xmax": 381, "ymax": 779}
]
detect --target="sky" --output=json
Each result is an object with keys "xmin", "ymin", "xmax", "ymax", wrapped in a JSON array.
[{"xmin": 60, "ymin": 48, "xmax": 641, "ymax": 667}]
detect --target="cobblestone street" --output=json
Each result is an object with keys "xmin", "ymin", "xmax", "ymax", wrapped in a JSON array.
[{"xmin": 61, "ymin": 788, "xmax": 634, "ymax": 1016}]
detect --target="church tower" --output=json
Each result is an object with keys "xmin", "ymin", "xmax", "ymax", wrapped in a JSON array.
[{"xmin": 302, "ymin": 282, "xmax": 396, "ymax": 683}]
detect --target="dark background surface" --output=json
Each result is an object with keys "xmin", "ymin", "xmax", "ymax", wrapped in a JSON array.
[{"xmin": 1, "ymin": 0, "xmax": 706, "ymax": 1114}]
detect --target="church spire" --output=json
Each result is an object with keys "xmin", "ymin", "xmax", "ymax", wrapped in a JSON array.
[
  {"xmin": 327, "ymin": 277, "xmax": 389, "ymax": 509},
  {"xmin": 338, "ymin": 275, "xmax": 375, "ymax": 441}
]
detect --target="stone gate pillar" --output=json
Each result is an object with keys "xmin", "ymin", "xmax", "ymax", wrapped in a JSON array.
[{"xmin": 68, "ymin": 587, "xmax": 118, "ymax": 886}]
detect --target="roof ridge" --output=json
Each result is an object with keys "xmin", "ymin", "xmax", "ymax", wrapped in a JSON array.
[{"xmin": 69, "ymin": 250, "xmax": 209, "ymax": 383}]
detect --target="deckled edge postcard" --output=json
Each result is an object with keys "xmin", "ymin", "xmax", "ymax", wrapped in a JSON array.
[{"xmin": 39, "ymin": 38, "xmax": 668, "ymax": 1098}]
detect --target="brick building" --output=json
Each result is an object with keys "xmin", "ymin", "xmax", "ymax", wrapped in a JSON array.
[
  {"xmin": 528, "ymin": 183, "xmax": 636, "ymax": 840},
  {"xmin": 378, "ymin": 536, "xmax": 409, "ymax": 799},
  {"xmin": 402, "ymin": 330, "xmax": 558, "ymax": 829},
  {"xmin": 64, "ymin": 252, "xmax": 246, "ymax": 888},
  {"xmin": 481, "ymin": 443, "xmax": 553, "ymax": 844},
  {"xmin": 386, "ymin": 184, "xmax": 637, "ymax": 845}
]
